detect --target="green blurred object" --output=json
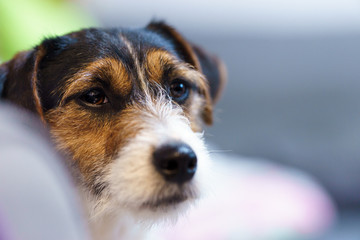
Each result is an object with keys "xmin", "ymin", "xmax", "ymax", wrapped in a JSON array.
[{"xmin": 0, "ymin": 0, "xmax": 98, "ymax": 62}]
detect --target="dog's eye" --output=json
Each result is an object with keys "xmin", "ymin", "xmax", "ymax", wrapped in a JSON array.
[
  {"xmin": 170, "ymin": 79, "xmax": 190, "ymax": 103},
  {"xmin": 80, "ymin": 89, "xmax": 109, "ymax": 105}
]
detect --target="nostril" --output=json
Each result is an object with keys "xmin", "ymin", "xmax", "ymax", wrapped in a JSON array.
[
  {"xmin": 161, "ymin": 159, "xmax": 178, "ymax": 173},
  {"xmin": 188, "ymin": 158, "xmax": 197, "ymax": 171},
  {"xmin": 153, "ymin": 143, "xmax": 197, "ymax": 184},
  {"xmin": 184, "ymin": 150, "xmax": 197, "ymax": 174}
]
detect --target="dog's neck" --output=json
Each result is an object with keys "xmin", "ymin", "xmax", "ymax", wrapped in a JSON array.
[
  {"xmin": 78, "ymin": 188, "xmax": 146, "ymax": 240},
  {"xmin": 89, "ymin": 213, "xmax": 146, "ymax": 240}
]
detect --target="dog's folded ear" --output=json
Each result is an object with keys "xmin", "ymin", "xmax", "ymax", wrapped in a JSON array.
[
  {"xmin": 147, "ymin": 21, "xmax": 226, "ymax": 124},
  {"xmin": 0, "ymin": 62, "xmax": 8, "ymax": 97},
  {"xmin": 147, "ymin": 21, "xmax": 201, "ymax": 70},
  {"xmin": 0, "ymin": 50, "xmax": 40, "ymax": 113},
  {"xmin": 0, "ymin": 36, "xmax": 76, "ymax": 120},
  {"xmin": 190, "ymin": 44, "xmax": 227, "ymax": 104},
  {"xmin": 147, "ymin": 21, "xmax": 226, "ymax": 104}
]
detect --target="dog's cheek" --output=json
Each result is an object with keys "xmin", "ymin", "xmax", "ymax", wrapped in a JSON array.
[{"xmin": 44, "ymin": 104, "xmax": 118, "ymax": 184}]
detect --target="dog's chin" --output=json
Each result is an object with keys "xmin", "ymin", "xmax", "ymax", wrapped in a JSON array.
[
  {"xmin": 128, "ymin": 194, "xmax": 196, "ymax": 226},
  {"xmin": 141, "ymin": 193, "xmax": 189, "ymax": 210},
  {"xmin": 139, "ymin": 186, "xmax": 198, "ymax": 213}
]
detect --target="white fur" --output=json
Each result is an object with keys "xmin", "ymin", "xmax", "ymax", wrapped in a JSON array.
[{"xmin": 82, "ymin": 91, "xmax": 210, "ymax": 239}]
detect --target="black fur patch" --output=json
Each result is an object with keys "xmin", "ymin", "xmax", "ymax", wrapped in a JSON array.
[{"xmin": 0, "ymin": 65, "xmax": 6, "ymax": 97}]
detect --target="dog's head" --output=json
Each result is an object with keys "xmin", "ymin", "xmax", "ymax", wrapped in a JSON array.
[{"xmin": 0, "ymin": 22, "xmax": 226, "ymax": 220}]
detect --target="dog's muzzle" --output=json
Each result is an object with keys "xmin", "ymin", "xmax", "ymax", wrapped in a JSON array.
[{"xmin": 153, "ymin": 142, "xmax": 197, "ymax": 184}]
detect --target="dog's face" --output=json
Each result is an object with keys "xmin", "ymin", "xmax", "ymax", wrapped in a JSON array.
[{"xmin": 0, "ymin": 22, "xmax": 225, "ymax": 220}]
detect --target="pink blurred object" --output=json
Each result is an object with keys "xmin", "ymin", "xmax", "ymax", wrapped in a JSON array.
[{"xmin": 148, "ymin": 154, "xmax": 336, "ymax": 240}]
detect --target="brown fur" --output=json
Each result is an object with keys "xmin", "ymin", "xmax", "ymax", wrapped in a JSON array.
[
  {"xmin": 60, "ymin": 58, "xmax": 132, "ymax": 105},
  {"xmin": 45, "ymin": 50, "xmax": 209, "ymax": 184},
  {"xmin": 45, "ymin": 102, "xmax": 142, "ymax": 192},
  {"xmin": 0, "ymin": 22, "xmax": 226, "ymax": 198},
  {"xmin": 145, "ymin": 49, "xmax": 213, "ymax": 127}
]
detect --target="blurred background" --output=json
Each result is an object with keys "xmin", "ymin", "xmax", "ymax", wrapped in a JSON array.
[{"xmin": 1, "ymin": 0, "xmax": 360, "ymax": 239}]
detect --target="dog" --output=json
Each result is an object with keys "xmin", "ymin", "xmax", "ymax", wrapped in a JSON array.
[{"xmin": 0, "ymin": 21, "xmax": 226, "ymax": 239}]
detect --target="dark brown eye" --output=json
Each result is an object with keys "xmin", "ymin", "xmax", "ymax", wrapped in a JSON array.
[
  {"xmin": 80, "ymin": 89, "xmax": 108, "ymax": 105},
  {"xmin": 170, "ymin": 79, "xmax": 190, "ymax": 103}
]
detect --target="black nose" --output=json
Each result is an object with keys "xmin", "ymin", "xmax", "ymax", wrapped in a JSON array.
[{"xmin": 153, "ymin": 143, "xmax": 197, "ymax": 184}]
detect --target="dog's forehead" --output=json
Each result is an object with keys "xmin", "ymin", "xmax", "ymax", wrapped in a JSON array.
[
  {"xmin": 69, "ymin": 28, "xmax": 188, "ymax": 86},
  {"xmin": 39, "ymin": 27, "xmax": 200, "ymax": 111},
  {"xmin": 70, "ymin": 28, "xmax": 179, "ymax": 62},
  {"xmin": 66, "ymin": 28, "xmax": 188, "ymax": 85},
  {"xmin": 118, "ymin": 29, "xmax": 177, "ymax": 54}
]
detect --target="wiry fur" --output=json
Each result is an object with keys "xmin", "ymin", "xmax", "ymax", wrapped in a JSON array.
[
  {"xmin": 80, "ymin": 90, "xmax": 210, "ymax": 237},
  {"xmin": 0, "ymin": 22, "xmax": 226, "ymax": 240}
]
